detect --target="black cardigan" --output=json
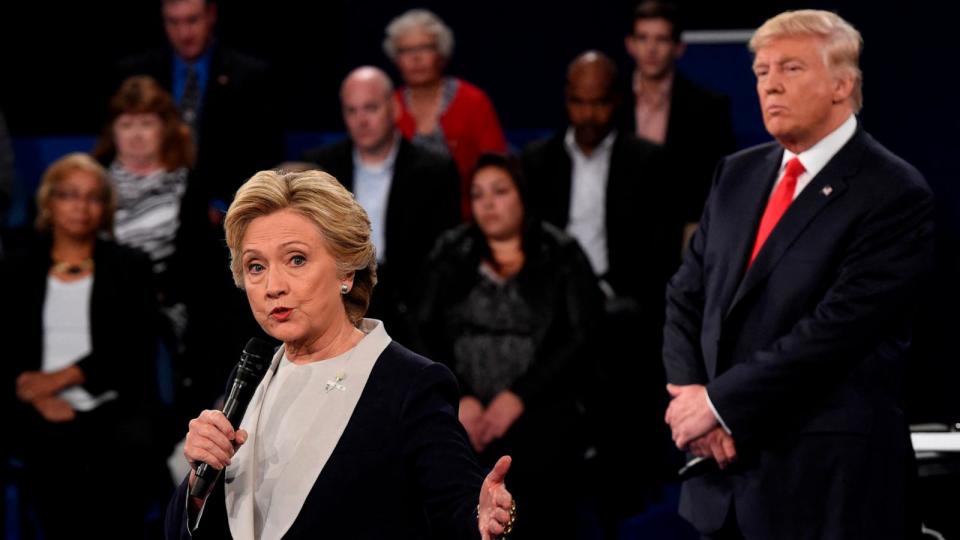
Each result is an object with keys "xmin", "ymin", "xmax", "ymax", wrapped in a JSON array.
[{"xmin": 3, "ymin": 235, "xmax": 160, "ymax": 440}]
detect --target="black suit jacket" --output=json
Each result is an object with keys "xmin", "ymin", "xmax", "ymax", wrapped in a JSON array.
[
  {"xmin": 117, "ymin": 43, "xmax": 284, "ymax": 204},
  {"xmin": 2, "ymin": 237, "xmax": 162, "ymax": 456},
  {"xmin": 3, "ymin": 237, "xmax": 159, "ymax": 409},
  {"xmin": 663, "ymin": 127, "xmax": 933, "ymax": 538},
  {"xmin": 521, "ymin": 131, "xmax": 680, "ymax": 307},
  {"xmin": 303, "ymin": 138, "xmax": 460, "ymax": 337},
  {"xmin": 622, "ymin": 73, "xmax": 736, "ymax": 223},
  {"xmin": 522, "ymin": 133, "xmax": 682, "ymax": 513},
  {"xmin": 165, "ymin": 341, "xmax": 485, "ymax": 540}
]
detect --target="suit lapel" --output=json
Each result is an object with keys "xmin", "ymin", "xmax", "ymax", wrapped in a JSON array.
[
  {"xmin": 224, "ymin": 323, "xmax": 392, "ymax": 540},
  {"xmin": 259, "ymin": 322, "xmax": 389, "ymax": 540},
  {"xmin": 383, "ymin": 140, "xmax": 408, "ymax": 262},
  {"xmin": 336, "ymin": 141, "xmax": 356, "ymax": 192},
  {"xmin": 550, "ymin": 135, "xmax": 573, "ymax": 228},
  {"xmin": 664, "ymin": 75, "xmax": 690, "ymax": 147},
  {"xmin": 726, "ymin": 132, "xmax": 864, "ymax": 317},
  {"xmin": 224, "ymin": 346, "xmax": 283, "ymax": 540},
  {"xmin": 605, "ymin": 134, "xmax": 626, "ymax": 222},
  {"xmin": 716, "ymin": 146, "xmax": 781, "ymax": 320}
]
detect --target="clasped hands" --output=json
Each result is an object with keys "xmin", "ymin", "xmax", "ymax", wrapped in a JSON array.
[
  {"xmin": 459, "ymin": 391, "xmax": 524, "ymax": 453},
  {"xmin": 457, "ymin": 395, "xmax": 520, "ymax": 538},
  {"xmin": 16, "ymin": 368, "xmax": 82, "ymax": 423},
  {"xmin": 664, "ymin": 384, "xmax": 737, "ymax": 469}
]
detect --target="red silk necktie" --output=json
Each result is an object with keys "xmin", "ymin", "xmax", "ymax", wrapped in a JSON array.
[{"xmin": 748, "ymin": 157, "xmax": 806, "ymax": 266}]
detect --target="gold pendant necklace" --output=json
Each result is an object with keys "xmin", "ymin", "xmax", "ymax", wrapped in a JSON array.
[{"xmin": 51, "ymin": 258, "xmax": 94, "ymax": 275}]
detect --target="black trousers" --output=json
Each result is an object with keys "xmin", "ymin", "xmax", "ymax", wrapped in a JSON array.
[
  {"xmin": 15, "ymin": 401, "xmax": 160, "ymax": 540},
  {"xmin": 701, "ymin": 501, "xmax": 746, "ymax": 540}
]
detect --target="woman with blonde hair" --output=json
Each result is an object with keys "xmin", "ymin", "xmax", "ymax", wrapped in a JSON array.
[{"xmin": 166, "ymin": 169, "xmax": 517, "ymax": 540}]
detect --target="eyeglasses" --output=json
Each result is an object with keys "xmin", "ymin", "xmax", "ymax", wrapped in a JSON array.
[
  {"xmin": 395, "ymin": 43, "xmax": 438, "ymax": 57},
  {"xmin": 53, "ymin": 190, "xmax": 106, "ymax": 206}
]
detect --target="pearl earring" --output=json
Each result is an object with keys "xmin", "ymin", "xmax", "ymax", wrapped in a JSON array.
[{"xmin": 340, "ymin": 283, "xmax": 349, "ymax": 295}]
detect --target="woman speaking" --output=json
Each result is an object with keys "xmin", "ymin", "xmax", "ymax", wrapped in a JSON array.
[{"xmin": 165, "ymin": 170, "xmax": 515, "ymax": 539}]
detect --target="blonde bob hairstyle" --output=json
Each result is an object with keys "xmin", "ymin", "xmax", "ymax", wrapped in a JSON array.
[
  {"xmin": 224, "ymin": 170, "xmax": 378, "ymax": 326},
  {"xmin": 749, "ymin": 10, "xmax": 864, "ymax": 112},
  {"xmin": 35, "ymin": 152, "xmax": 116, "ymax": 235},
  {"xmin": 383, "ymin": 8, "xmax": 455, "ymax": 61}
]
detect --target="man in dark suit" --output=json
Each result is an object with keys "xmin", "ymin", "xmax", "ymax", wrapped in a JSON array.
[
  {"xmin": 522, "ymin": 51, "xmax": 681, "ymax": 521},
  {"xmin": 663, "ymin": 10, "xmax": 933, "ymax": 539},
  {"xmin": 117, "ymin": 0, "xmax": 283, "ymax": 212},
  {"xmin": 304, "ymin": 66, "xmax": 460, "ymax": 343},
  {"xmin": 623, "ymin": 0, "xmax": 736, "ymax": 245},
  {"xmin": 522, "ymin": 50, "xmax": 678, "ymax": 307}
]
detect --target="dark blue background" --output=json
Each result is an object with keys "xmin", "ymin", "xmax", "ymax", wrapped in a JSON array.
[{"xmin": 1, "ymin": 1, "xmax": 957, "ymax": 419}]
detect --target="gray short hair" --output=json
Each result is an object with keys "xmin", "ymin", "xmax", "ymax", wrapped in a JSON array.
[{"xmin": 383, "ymin": 9, "xmax": 455, "ymax": 61}]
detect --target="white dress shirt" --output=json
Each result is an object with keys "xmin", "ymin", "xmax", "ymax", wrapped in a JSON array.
[
  {"xmin": 353, "ymin": 138, "xmax": 400, "ymax": 263},
  {"xmin": 564, "ymin": 128, "xmax": 617, "ymax": 276},
  {"xmin": 770, "ymin": 114, "xmax": 858, "ymax": 200}
]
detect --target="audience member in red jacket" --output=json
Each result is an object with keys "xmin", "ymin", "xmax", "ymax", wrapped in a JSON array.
[{"xmin": 384, "ymin": 8, "xmax": 508, "ymax": 218}]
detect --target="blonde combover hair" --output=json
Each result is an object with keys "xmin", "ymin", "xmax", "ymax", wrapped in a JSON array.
[
  {"xmin": 35, "ymin": 152, "xmax": 116, "ymax": 234},
  {"xmin": 224, "ymin": 170, "xmax": 378, "ymax": 326},
  {"xmin": 750, "ymin": 10, "xmax": 863, "ymax": 112}
]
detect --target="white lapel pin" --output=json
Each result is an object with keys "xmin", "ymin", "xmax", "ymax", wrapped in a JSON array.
[
  {"xmin": 325, "ymin": 371, "xmax": 347, "ymax": 392},
  {"xmin": 821, "ymin": 185, "xmax": 833, "ymax": 196}
]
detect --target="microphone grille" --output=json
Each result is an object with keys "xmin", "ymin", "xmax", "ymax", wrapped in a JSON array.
[
  {"xmin": 244, "ymin": 337, "xmax": 276, "ymax": 359},
  {"xmin": 238, "ymin": 337, "xmax": 274, "ymax": 382}
]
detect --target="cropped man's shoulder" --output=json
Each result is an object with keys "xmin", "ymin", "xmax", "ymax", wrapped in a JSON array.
[
  {"xmin": 724, "ymin": 140, "xmax": 781, "ymax": 164},
  {"xmin": 522, "ymin": 132, "xmax": 564, "ymax": 156},
  {"xmin": 857, "ymin": 131, "xmax": 928, "ymax": 189},
  {"xmin": 214, "ymin": 45, "xmax": 270, "ymax": 76},
  {"xmin": 303, "ymin": 137, "xmax": 351, "ymax": 166}
]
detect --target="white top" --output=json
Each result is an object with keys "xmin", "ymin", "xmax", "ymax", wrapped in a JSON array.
[
  {"xmin": 221, "ymin": 319, "xmax": 391, "ymax": 540},
  {"xmin": 772, "ymin": 114, "xmax": 858, "ymax": 200},
  {"xmin": 251, "ymin": 349, "xmax": 355, "ymax": 537},
  {"xmin": 42, "ymin": 275, "xmax": 117, "ymax": 411},
  {"xmin": 564, "ymin": 127, "xmax": 616, "ymax": 276},
  {"xmin": 353, "ymin": 138, "xmax": 400, "ymax": 263}
]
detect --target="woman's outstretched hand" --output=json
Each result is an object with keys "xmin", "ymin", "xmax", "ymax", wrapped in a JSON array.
[{"xmin": 478, "ymin": 455, "xmax": 516, "ymax": 540}]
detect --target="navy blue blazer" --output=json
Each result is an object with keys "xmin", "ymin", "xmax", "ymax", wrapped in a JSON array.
[
  {"xmin": 165, "ymin": 341, "xmax": 485, "ymax": 540},
  {"xmin": 663, "ymin": 127, "xmax": 933, "ymax": 539}
]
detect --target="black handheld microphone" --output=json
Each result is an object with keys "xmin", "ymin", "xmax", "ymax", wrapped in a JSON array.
[{"xmin": 190, "ymin": 337, "xmax": 274, "ymax": 497}]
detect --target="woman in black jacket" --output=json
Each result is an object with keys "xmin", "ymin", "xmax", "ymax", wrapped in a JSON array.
[
  {"xmin": 3, "ymin": 153, "xmax": 162, "ymax": 539},
  {"xmin": 413, "ymin": 152, "xmax": 605, "ymax": 539}
]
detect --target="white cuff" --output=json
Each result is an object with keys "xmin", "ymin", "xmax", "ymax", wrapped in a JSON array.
[{"xmin": 705, "ymin": 389, "xmax": 732, "ymax": 435}]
